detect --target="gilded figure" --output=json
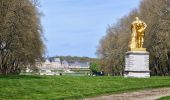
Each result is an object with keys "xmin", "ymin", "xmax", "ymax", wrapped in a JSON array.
[{"xmin": 129, "ymin": 17, "xmax": 147, "ymax": 51}]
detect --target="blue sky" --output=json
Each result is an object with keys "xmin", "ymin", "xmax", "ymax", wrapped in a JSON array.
[{"xmin": 40, "ymin": 0, "xmax": 141, "ymax": 58}]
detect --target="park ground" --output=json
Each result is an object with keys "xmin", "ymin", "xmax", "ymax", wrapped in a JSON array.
[
  {"xmin": 85, "ymin": 87, "xmax": 170, "ymax": 100},
  {"xmin": 1, "ymin": 75, "xmax": 170, "ymax": 100}
]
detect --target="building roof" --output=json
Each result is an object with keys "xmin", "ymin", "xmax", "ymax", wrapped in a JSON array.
[
  {"xmin": 68, "ymin": 61, "xmax": 89, "ymax": 68},
  {"xmin": 53, "ymin": 58, "xmax": 61, "ymax": 62},
  {"xmin": 62, "ymin": 60, "xmax": 69, "ymax": 65}
]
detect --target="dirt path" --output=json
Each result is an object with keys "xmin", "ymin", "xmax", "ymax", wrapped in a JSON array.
[{"xmin": 84, "ymin": 87, "xmax": 170, "ymax": 100}]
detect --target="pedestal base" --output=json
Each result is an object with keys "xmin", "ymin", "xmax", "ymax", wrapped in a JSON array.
[{"xmin": 124, "ymin": 51, "xmax": 150, "ymax": 78}]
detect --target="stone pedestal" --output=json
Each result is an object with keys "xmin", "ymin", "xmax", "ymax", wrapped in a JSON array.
[{"xmin": 124, "ymin": 51, "xmax": 150, "ymax": 78}]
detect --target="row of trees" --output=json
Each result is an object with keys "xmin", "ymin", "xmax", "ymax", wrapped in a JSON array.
[
  {"xmin": 52, "ymin": 56, "xmax": 97, "ymax": 63},
  {"xmin": 0, "ymin": 0, "xmax": 44, "ymax": 75},
  {"xmin": 97, "ymin": 0, "xmax": 170, "ymax": 75}
]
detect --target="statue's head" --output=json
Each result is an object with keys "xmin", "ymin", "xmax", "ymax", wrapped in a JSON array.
[{"xmin": 135, "ymin": 17, "xmax": 139, "ymax": 21}]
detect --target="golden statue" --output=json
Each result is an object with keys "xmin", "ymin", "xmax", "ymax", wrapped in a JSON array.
[{"xmin": 129, "ymin": 17, "xmax": 147, "ymax": 51}]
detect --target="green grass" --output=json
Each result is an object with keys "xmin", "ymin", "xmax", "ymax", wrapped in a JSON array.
[
  {"xmin": 157, "ymin": 96, "xmax": 170, "ymax": 100},
  {"xmin": 1, "ymin": 76, "xmax": 170, "ymax": 100}
]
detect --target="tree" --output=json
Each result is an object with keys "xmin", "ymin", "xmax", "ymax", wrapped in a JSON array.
[
  {"xmin": 97, "ymin": 10, "xmax": 139, "ymax": 75},
  {"xmin": 0, "ymin": 0, "xmax": 44, "ymax": 75},
  {"xmin": 139, "ymin": 0, "xmax": 170, "ymax": 75},
  {"xmin": 90, "ymin": 61, "xmax": 101, "ymax": 72},
  {"xmin": 97, "ymin": 0, "xmax": 170, "ymax": 76},
  {"xmin": 89, "ymin": 61, "xmax": 103, "ymax": 75}
]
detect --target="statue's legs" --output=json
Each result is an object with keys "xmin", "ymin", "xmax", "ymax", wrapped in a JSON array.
[
  {"xmin": 138, "ymin": 35, "xmax": 142, "ymax": 48},
  {"xmin": 141, "ymin": 36, "xmax": 144, "ymax": 48},
  {"xmin": 136, "ymin": 35, "xmax": 139, "ymax": 48}
]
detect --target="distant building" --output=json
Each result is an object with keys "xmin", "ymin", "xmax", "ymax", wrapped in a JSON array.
[
  {"xmin": 38, "ymin": 57, "xmax": 90, "ymax": 75},
  {"xmin": 39, "ymin": 58, "xmax": 62, "ymax": 75},
  {"xmin": 68, "ymin": 61, "xmax": 90, "ymax": 74},
  {"xmin": 62, "ymin": 60, "xmax": 69, "ymax": 68}
]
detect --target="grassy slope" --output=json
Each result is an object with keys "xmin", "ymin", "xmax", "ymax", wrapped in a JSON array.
[
  {"xmin": 157, "ymin": 96, "xmax": 170, "ymax": 100},
  {"xmin": 1, "ymin": 76, "xmax": 170, "ymax": 100}
]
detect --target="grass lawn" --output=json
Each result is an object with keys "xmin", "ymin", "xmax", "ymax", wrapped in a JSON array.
[
  {"xmin": 1, "ymin": 75, "xmax": 170, "ymax": 100},
  {"xmin": 157, "ymin": 96, "xmax": 170, "ymax": 100}
]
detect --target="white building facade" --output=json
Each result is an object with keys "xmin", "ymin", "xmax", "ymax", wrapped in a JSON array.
[{"xmin": 38, "ymin": 58, "xmax": 90, "ymax": 75}]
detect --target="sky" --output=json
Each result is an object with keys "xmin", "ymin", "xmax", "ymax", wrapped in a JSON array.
[{"xmin": 40, "ymin": 0, "xmax": 141, "ymax": 58}]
